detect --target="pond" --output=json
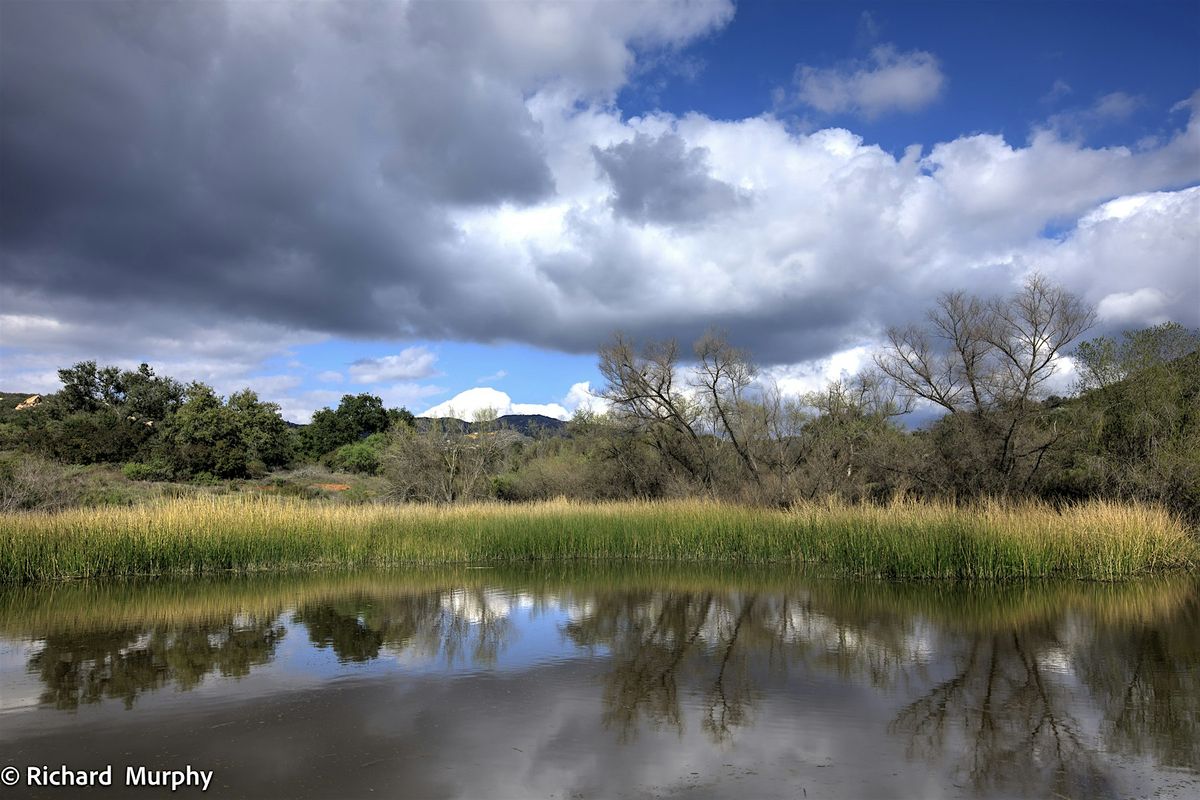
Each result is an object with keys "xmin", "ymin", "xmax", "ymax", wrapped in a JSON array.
[{"xmin": 1, "ymin": 564, "xmax": 1197, "ymax": 799}]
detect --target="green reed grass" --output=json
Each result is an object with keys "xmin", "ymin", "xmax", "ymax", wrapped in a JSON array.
[{"xmin": 0, "ymin": 495, "xmax": 1193, "ymax": 583}]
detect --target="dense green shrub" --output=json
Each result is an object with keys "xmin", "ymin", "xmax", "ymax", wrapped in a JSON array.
[
  {"xmin": 25, "ymin": 409, "xmax": 152, "ymax": 464},
  {"xmin": 325, "ymin": 433, "xmax": 387, "ymax": 474},
  {"xmin": 122, "ymin": 460, "xmax": 175, "ymax": 482}
]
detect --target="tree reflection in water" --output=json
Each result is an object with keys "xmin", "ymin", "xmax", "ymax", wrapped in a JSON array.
[
  {"xmin": 563, "ymin": 591, "xmax": 780, "ymax": 742},
  {"xmin": 293, "ymin": 601, "xmax": 385, "ymax": 662},
  {"xmin": 292, "ymin": 587, "xmax": 514, "ymax": 666},
  {"xmin": 889, "ymin": 629, "xmax": 1115, "ymax": 797},
  {"xmin": 30, "ymin": 616, "xmax": 284, "ymax": 710},
  {"xmin": 8, "ymin": 571, "xmax": 1197, "ymax": 794},
  {"xmin": 1077, "ymin": 606, "xmax": 1200, "ymax": 770},
  {"xmin": 566, "ymin": 588, "xmax": 937, "ymax": 744},
  {"xmin": 885, "ymin": 595, "xmax": 1200, "ymax": 794},
  {"xmin": 560, "ymin": 579, "xmax": 1199, "ymax": 795}
]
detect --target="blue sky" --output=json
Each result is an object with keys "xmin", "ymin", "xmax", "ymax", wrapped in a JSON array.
[
  {"xmin": 264, "ymin": 339, "xmax": 601, "ymax": 421},
  {"xmin": 2, "ymin": 0, "xmax": 1197, "ymax": 421},
  {"xmin": 627, "ymin": 2, "xmax": 1199, "ymax": 148}
]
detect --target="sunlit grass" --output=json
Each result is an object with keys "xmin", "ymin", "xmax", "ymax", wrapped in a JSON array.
[{"xmin": 0, "ymin": 495, "xmax": 1193, "ymax": 583}]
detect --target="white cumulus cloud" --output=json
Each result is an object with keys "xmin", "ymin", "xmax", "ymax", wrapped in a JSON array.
[
  {"xmin": 418, "ymin": 380, "xmax": 610, "ymax": 421},
  {"xmin": 789, "ymin": 45, "xmax": 945, "ymax": 119},
  {"xmin": 1096, "ymin": 288, "xmax": 1171, "ymax": 325},
  {"xmin": 420, "ymin": 387, "xmax": 570, "ymax": 421},
  {"xmin": 349, "ymin": 347, "xmax": 439, "ymax": 383},
  {"xmin": 762, "ymin": 346, "xmax": 874, "ymax": 399},
  {"xmin": 564, "ymin": 381, "xmax": 610, "ymax": 414},
  {"xmin": 476, "ymin": 370, "xmax": 508, "ymax": 384}
]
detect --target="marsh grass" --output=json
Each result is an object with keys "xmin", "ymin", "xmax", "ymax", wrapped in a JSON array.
[{"xmin": 0, "ymin": 495, "xmax": 1193, "ymax": 583}]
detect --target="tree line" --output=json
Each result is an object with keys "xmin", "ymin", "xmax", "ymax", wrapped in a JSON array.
[
  {"xmin": 2, "ymin": 276, "xmax": 1197, "ymax": 519},
  {"xmin": 0, "ymin": 364, "xmax": 414, "ymax": 483}
]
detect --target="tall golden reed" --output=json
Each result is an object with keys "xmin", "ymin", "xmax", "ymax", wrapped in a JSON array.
[{"xmin": 0, "ymin": 495, "xmax": 1193, "ymax": 582}]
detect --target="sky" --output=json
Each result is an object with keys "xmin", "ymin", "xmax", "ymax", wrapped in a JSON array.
[{"xmin": 1, "ymin": 0, "xmax": 1197, "ymax": 423}]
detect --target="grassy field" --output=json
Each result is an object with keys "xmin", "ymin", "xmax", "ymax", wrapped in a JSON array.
[{"xmin": 1, "ymin": 495, "xmax": 1194, "ymax": 583}]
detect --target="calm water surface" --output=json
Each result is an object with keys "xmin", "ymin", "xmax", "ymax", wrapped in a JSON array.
[{"xmin": 1, "ymin": 564, "xmax": 1197, "ymax": 799}]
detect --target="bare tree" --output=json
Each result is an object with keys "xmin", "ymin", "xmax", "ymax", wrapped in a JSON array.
[
  {"xmin": 788, "ymin": 369, "xmax": 913, "ymax": 500},
  {"xmin": 747, "ymin": 379, "xmax": 808, "ymax": 503},
  {"xmin": 0, "ymin": 454, "xmax": 83, "ymax": 512},
  {"xmin": 601, "ymin": 331, "xmax": 914, "ymax": 503},
  {"xmin": 692, "ymin": 329, "xmax": 762, "ymax": 486},
  {"xmin": 807, "ymin": 368, "xmax": 914, "ymax": 421},
  {"xmin": 874, "ymin": 275, "xmax": 1095, "ymax": 495},
  {"xmin": 380, "ymin": 407, "xmax": 520, "ymax": 503},
  {"xmin": 598, "ymin": 334, "xmax": 714, "ymax": 492},
  {"xmin": 984, "ymin": 274, "xmax": 1095, "ymax": 410},
  {"xmin": 877, "ymin": 276, "xmax": 1093, "ymax": 415}
]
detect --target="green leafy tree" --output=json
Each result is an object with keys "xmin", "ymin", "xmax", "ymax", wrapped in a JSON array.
[
  {"xmin": 302, "ymin": 407, "xmax": 350, "ymax": 459},
  {"xmin": 156, "ymin": 384, "xmax": 291, "ymax": 479},
  {"xmin": 20, "ymin": 362, "xmax": 183, "ymax": 464},
  {"xmin": 18, "ymin": 362, "xmax": 184, "ymax": 465},
  {"xmin": 387, "ymin": 406, "xmax": 416, "ymax": 429},
  {"xmin": 337, "ymin": 394, "xmax": 390, "ymax": 437},
  {"xmin": 228, "ymin": 389, "xmax": 292, "ymax": 473},
  {"xmin": 52, "ymin": 361, "xmax": 182, "ymax": 418},
  {"xmin": 122, "ymin": 364, "xmax": 185, "ymax": 421},
  {"xmin": 55, "ymin": 361, "xmax": 125, "ymax": 413},
  {"xmin": 1057, "ymin": 324, "xmax": 1200, "ymax": 519},
  {"xmin": 1073, "ymin": 322, "xmax": 1200, "ymax": 393},
  {"xmin": 300, "ymin": 393, "xmax": 410, "ymax": 460},
  {"xmin": 157, "ymin": 383, "xmax": 245, "ymax": 478},
  {"xmin": 39, "ymin": 409, "xmax": 151, "ymax": 464}
]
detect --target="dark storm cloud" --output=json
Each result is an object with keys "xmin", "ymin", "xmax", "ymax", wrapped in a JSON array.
[
  {"xmin": 0, "ymin": 0, "xmax": 551, "ymax": 339},
  {"xmin": 592, "ymin": 133, "xmax": 749, "ymax": 225}
]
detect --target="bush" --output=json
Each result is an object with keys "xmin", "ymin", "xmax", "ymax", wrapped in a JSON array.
[
  {"xmin": 37, "ymin": 409, "xmax": 153, "ymax": 464},
  {"xmin": 492, "ymin": 454, "xmax": 598, "ymax": 501},
  {"xmin": 324, "ymin": 433, "xmax": 387, "ymax": 475},
  {"xmin": 0, "ymin": 453, "xmax": 83, "ymax": 511},
  {"xmin": 263, "ymin": 479, "xmax": 324, "ymax": 500},
  {"xmin": 122, "ymin": 460, "xmax": 175, "ymax": 482}
]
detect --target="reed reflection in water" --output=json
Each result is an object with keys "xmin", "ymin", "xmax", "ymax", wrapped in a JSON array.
[{"xmin": 1, "ymin": 566, "xmax": 1196, "ymax": 799}]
